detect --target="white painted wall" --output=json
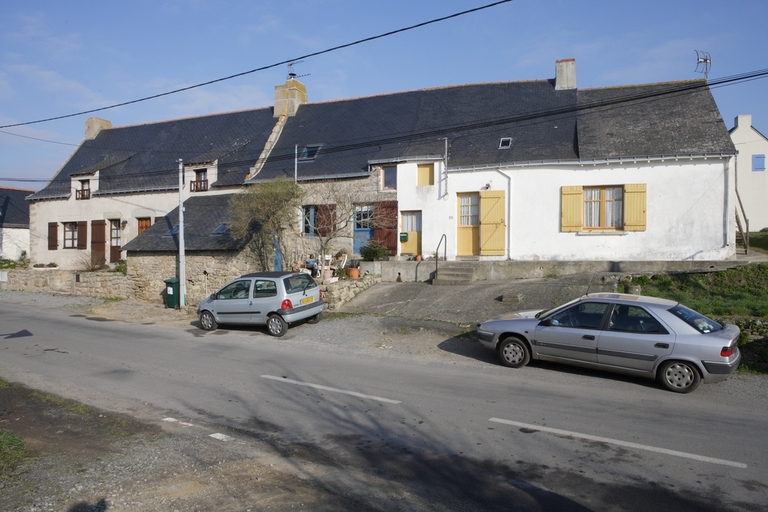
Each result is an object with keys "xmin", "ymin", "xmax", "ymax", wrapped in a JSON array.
[
  {"xmin": 29, "ymin": 162, "xmax": 229, "ymax": 269},
  {"xmin": 730, "ymin": 114, "xmax": 768, "ymax": 231},
  {"xmin": 0, "ymin": 227, "xmax": 30, "ymax": 260},
  {"xmin": 396, "ymin": 157, "xmax": 735, "ymax": 261}
]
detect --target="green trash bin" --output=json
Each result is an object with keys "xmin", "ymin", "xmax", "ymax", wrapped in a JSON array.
[{"xmin": 164, "ymin": 278, "xmax": 179, "ymax": 309}]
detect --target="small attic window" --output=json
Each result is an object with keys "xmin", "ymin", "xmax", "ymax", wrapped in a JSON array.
[
  {"xmin": 163, "ymin": 225, "xmax": 179, "ymax": 237},
  {"xmin": 299, "ymin": 145, "xmax": 321, "ymax": 160},
  {"xmin": 499, "ymin": 138, "xmax": 512, "ymax": 149},
  {"xmin": 211, "ymin": 223, "xmax": 229, "ymax": 235}
]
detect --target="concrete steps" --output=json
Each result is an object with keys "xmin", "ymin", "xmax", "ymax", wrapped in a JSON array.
[{"xmin": 431, "ymin": 265, "xmax": 476, "ymax": 285}]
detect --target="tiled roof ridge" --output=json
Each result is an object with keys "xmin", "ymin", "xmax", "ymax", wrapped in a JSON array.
[
  {"xmin": 580, "ymin": 78, "xmax": 707, "ymax": 92},
  {"xmin": 0, "ymin": 185, "xmax": 36, "ymax": 192},
  {"xmin": 304, "ymin": 79, "xmax": 552, "ymax": 106},
  {"xmin": 101, "ymin": 104, "xmax": 273, "ymax": 131}
]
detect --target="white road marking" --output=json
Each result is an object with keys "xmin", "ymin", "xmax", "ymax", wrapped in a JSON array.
[
  {"xmin": 489, "ymin": 418, "xmax": 747, "ymax": 469},
  {"xmin": 162, "ymin": 417, "xmax": 194, "ymax": 427},
  {"xmin": 261, "ymin": 375, "xmax": 401, "ymax": 404},
  {"xmin": 209, "ymin": 433, "xmax": 234, "ymax": 442}
]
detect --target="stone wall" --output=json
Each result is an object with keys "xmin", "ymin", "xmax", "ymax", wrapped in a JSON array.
[
  {"xmin": 320, "ymin": 273, "xmax": 379, "ymax": 310},
  {"xmin": 128, "ymin": 251, "xmax": 256, "ymax": 305},
  {"xmin": 2, "ymin": 268, "xmax": 135, "ymax": 298}
]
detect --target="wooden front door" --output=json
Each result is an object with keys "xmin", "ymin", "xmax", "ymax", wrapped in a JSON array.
[
  {"xmin": 91, "ymin": 220, "xmax": 106, "ymax": 265},
  {"xmin": 457, "ymin": 193, "xmax": 479, "ymax": 256}
]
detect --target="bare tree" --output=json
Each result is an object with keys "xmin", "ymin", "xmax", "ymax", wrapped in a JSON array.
[{"xmin": 229, "ymin": 178, "xmax": 304, "ymax": 271}]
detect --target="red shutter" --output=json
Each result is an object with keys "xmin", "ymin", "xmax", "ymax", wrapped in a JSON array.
[
  {"xmin": 91, "ymin": 220, "xmax": 107, "ymax": 265},
  {"xmin": 317, "ymin": 204, "xmax": 336, "ymax": 237},
  {"xmin": 77, "ymin": 221, "xmax": 88, "ymax": 250},
  {"xmin": 48, "ymin": 222, "xmax": 58, "ymax": 250},
  {"xmin": 373, "ymin": 201, "xmax": 398, "ymax": 255}
]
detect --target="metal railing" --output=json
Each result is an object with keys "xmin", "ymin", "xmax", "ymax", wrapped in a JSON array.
[
  {"xmin": 75, "ymin": 189, "xmax": 91, "ymax": 200},
  {"xmin": 434, "ymin": 234, "xmax": 446, "ymax": 281},
  {"xmin": 190, "ymin": 179, "xmax": 209, "ymax": 192}
]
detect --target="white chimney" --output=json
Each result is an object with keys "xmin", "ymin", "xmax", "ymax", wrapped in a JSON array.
[
  {"xmin": 274, "ymin": 76, "xmax": 307, "ymax": 118},
  {"xmin": 555, "ymin": 58, "xmax": 576, "ymax": 91},
  {"xmin": 85, "ymin": 117, "xmax": 112, "ymax": 140},
  {"xmin": 734, "ymin": 114, "xmax": 752, "ymax": 129}
]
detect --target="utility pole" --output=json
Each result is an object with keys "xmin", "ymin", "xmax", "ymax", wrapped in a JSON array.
[{"xmin": 178, "ymin": 159, "xmax": 187, "ymax": 308}]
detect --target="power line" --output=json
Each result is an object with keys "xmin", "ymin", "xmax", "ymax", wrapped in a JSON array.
[{"xmin": 0, "ymin": 0, "xmax": 513, "ymax": 130}]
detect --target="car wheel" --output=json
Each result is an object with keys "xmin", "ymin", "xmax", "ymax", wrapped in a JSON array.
[
  {"xmin": 267, "ymin": 314, "xmax": 288, "ymax": 337},
  {"xmin": 306, "ymin": 312, "xmax": 322, "ymax": 324},
  {"xmin": 498, "ymin": 336, "xmax": 530, "ymax": 368},
  {"xmin": 200, "ymin": 311, "xmax": 217, "ymax": 331},
  {"xmin": 658, "ymin": 360, "xmax": 701, "ymax": 393}
]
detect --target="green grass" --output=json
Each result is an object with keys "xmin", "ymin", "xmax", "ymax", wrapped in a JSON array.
[
  {"xmin": 748, "ymin": 231, "xmax": 768, "ymax": 253},
  {"xmin": 0, "ymin": 430, "xmax": 27, "ymax": 477},
  {"xmin": 631, "ymin": 263, "xmax": 768, "ymax": 318}
]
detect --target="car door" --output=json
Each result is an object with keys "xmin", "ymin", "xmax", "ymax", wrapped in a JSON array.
[
  {"xmin": 533, "ymin": 301, "xmax": 610, "ymax": 363},
  {"xmin": 249, "ymin": 278, "xmax": 279, "ymax": 325},
  {"xmin": 214, "ymin": 279, "xmax": 254, "ymax": 324},
  {"xmin": 597, "ymin": 304, "xmax": 675, "ymax": 373}
]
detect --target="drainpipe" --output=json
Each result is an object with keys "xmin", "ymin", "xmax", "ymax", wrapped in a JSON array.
[{"xmin": 495, "ymin": 169, "xmax": 512, "ymax": 259}]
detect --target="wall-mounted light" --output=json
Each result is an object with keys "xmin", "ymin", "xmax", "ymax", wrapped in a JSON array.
[
  {"xmin": 482, "ymin": 183, "xmax": 491, "ymax": 190},
  {"xmin": 121, "ymin": 219, "xmax": 128, "ymax": 228}
]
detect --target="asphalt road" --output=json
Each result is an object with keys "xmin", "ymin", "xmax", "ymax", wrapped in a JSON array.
[{"xmin": 2, "ymin": 293, "xmax": 768, "ymax": 510}]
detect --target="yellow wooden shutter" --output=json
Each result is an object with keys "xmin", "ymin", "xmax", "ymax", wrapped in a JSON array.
[
  {"xmin": 624, "ymin": 183, "xmax": 647, "ymax": 231},
  {"xmin": 417, "ymin": 164, "xmax": 434, "ymax": 186},
  {"xmin": 561, "ymin": 186, "xmax": 583, "ymax": 232},
  {"xmin": 479, "ymin": 190, "xmax": 506, "ymax": 255}
]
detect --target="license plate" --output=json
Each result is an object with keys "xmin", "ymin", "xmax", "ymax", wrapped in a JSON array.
[{"xmin": 301, "ymin": 296, "xmax": 314, "ymax": 305}]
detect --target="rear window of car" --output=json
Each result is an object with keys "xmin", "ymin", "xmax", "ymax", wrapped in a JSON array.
[
  {"xmin": 283, "ymin": 274, "xmax": 317, "ymax": 294},
  {"xmin": 668, "ymin": 305, "xmax": 722, "ymax": 333}
]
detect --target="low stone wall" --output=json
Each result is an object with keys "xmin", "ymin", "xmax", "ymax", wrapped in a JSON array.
[
  {"xmin": 319, "ymin": 273, "xmax": 380, "ymax": 310},
  {"xmin": 2, "ymin": 268, "xmax": 135, "ymax": 299}
]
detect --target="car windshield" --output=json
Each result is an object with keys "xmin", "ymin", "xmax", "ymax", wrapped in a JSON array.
[
  {"xmin": 535, "ymin": 296, "xmax": 583, "ymax": 319},
  {"xmin": 668, "ymin": 305, "xmax": 722, "ymax": 333}
]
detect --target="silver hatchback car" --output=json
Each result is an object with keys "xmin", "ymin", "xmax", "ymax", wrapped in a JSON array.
[
  {"xmin": 197, "ymin": 271, "xmax": 324, "ymax": 336},
  {"xmin": 476, "ymin": 293, "xmax": 741, "ymax": 393}
]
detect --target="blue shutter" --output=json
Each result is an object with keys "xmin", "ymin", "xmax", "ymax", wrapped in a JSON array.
[{"xmin": 753, "ymin": 154, "xmax": 766, "ymax": 172}]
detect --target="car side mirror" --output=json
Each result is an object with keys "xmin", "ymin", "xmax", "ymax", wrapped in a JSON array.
[
  {"xmin": 210, "ymin": 293, "xmax": 217, "ymax": 300},
  {"xmin": 538, "ymin": 318, "xmax": 552, "ymax": 327}
]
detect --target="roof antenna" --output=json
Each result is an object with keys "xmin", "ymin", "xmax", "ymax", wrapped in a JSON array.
[
  {"xmin": 286, "ymin": 61, "xmax": 310, "ymax": 80},
  {"xmin": 694, "ymin": 50, "xmax": 711, "ymax": 80}
]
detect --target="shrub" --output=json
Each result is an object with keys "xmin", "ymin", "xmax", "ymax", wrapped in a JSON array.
[{"xmin": 360, "ymin": 239, "xmax": 389, "ymax": 261}]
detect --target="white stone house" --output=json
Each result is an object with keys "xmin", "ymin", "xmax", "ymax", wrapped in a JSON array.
[
  {"xmin": 0, "ymin": 186, "xmax": 34, "ymax": 261},
  {"xmin": 730, "ymin": 114, "xmax": 768, "ymax": 231}
]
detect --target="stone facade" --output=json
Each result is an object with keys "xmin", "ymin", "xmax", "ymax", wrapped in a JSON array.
[
  {"xmin": 2, "ymin": 268, "xmax": 134, "ymax": 298},
  {"xmin": 319, "ymin": 273, "xmax": 379, "ymax": 310}
]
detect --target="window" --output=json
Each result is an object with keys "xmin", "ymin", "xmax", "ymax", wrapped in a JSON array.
[
  {"xmin": 64, "ymin": 222, "xmax": 78, "ymax": 248},
  {"xmin": 303, "ymin": 205, "xmax": 318, "ymax": 236},
  {"xmin": 164, "ymin": 225, "xmax": 179, "ymax": 237},
  {"xmin": 252, "ymin": 279, "xmax": 278, "ymax": 298},
  {"xmin": 299, "ymin": 145, "xmax": 321, "ymax": 160},
  {"xmin": 218, "ymin": 280, "xmax": 252, "ymax": 300},
  {"xmin": 48, "ymin": 222, "xmax": 58, "ymax": 250},
  {"xmin": 76, "ymin": 180, "xmax": 91, "ymax": 200},
  {"xmin": 754, "ymin": 154, "xmax": 766, "ymax": 172},
  {"xmin": 401, "ymin": 211, "xmax": 421, "ymax": 232},
  {"xmin": 138, "ymin": 217, "xmax": 151, "ymax": 235},
  {"xmin": 417, "ymin": 163, "xmax": 434, "ymax": 186},
  {"xmin": 584, "ymin": 186, "xmax": 623, "ymax": 229},
  {"xmin": 459, "ymin": 194, "xmax": 479, "ymax": 226},
  {"xmin": 550, "ymin": 302, "xmax": 609, "ymax": 329},
  {"xmin": 355, "ymin": 205, "xmax": 373, "ymax": 229},
  {"xmin": 382, "ymin": 165, "xmax": 397, "ymax": 190},
  {"xmin": 499, "ymin": 137, "xmax": 512, "ymax": 149},
  {"xmin": 110, "ymin": 220, "xmax": 121, "ymax": 247},
  {"xmin": 608, "ymin": 305, "xmax": 664, "ymax": 333},
  {"xmin": 190, "ymin": 169, "xmax": 208, "ymax": 191},
  {"xmin": 211, "ymin": 223, "xmax": 229, "ymax": 235},
  {"xmin": 561, "ymin": 184, "xmax": 646, "ymax": 232}
]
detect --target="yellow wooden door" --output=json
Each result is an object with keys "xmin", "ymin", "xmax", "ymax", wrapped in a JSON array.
[
  {"xmin": 479, "ymin": 190, "xmax": 505, "ymax": 255},
  {"xmin": 400, "ymin": 211, "xmax": 422, "ymax": 256},
  {"xmin": 457, "ymin": 193, "xmax": 479, "ymax": 256}
]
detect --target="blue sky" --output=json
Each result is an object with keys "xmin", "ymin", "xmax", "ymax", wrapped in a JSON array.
[{"xmin": 1, "ymin": 0, "xmax": 766, "ymax": 190}]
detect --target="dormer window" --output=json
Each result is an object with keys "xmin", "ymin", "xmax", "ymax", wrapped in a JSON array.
[
  {"xmin": 76, "ymin": 179, "xmax": 91, "ymax": 200},
  {"xmin": 190, "ymin": 169, "xmax": 208, "ymax": 192},
  {"xmin": 498, "ymin": 138, "xmax": 512, "ymax": 149},
  {"xmin": 164, "ymin": 225, "xmax": 179, "ymax": 237},
  {"xmin": 299, "ymin": 145, "xmax": 321, "ymax": 160},
  {"xmin": 211, "ymin": 223, "xmax": 229, "ymax": 235}
]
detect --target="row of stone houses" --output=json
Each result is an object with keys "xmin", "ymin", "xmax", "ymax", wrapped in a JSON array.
[{"xmin": 21, "ymin": 58, "xmax": 763, "ymax": 304}]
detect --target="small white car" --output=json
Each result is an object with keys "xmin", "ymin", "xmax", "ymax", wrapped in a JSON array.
[
  {"xmin": 197, "ymin": 271, "xmax": 324, "ymax": 336},
  {"xmin": 476, "ymin": 293, "xmax": 741, "ymax": 393}
]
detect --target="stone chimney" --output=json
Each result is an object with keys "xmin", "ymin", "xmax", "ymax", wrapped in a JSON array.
[
  {"xmin": 555, "ymin": 58, "xmax": 576, "ymax": 91},
  {"xmin": 85, "ymin": 117, "xmax": 112, "ymax": 140},
  {"xmin": 273, "ymin": 75, "xmax": 307, "ymax": 117}
]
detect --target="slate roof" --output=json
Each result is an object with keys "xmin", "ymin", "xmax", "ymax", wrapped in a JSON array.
[
  {"xmin": 29, "ymin": 108, "xmax": 277, "ymax": 200},
  {"xmin": 122, "ymin": 194, "xmax": 249, "ymax": 252},
  {"xmin": 0, "ymin": 187, "xmax": 34, "ymax": 228},
  {"xmin": 30, "ymin": 74, "xmax": 735, "ymax": 200},
  {"xmin": 249, "ymin": 78, "xmax": 734, "ymax": 181}
]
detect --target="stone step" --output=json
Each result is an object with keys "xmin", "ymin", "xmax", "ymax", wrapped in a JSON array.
[{"xmin": 432, "ymin": 266, "xmax": 476, "ymax": 285}]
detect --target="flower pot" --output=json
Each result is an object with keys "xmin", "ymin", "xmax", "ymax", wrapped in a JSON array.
[
  {"xmin": 348, "ymin": 267, "xmax": 360, "ymax": 280},
  {"xmin": 323, "ymin": 269, "xmax": 334, "ymax": 280}
]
